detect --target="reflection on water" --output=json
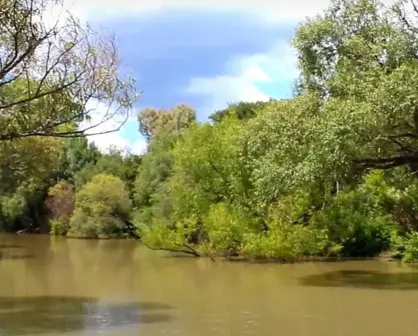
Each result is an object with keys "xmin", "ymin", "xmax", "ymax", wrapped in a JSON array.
[
  {"xmin": 0, "ymin": 296, "xmax": 172, "ymax": 335},
  {"xmin": 1, "ymin": 234, "xmax": 418, "ymax": 335},
  {"xmin": 300, "ymin": 270, "xmax": 418, "ymax": 290},
  {"xmin": 83, "ymin": 301, "xmax": 172, "ymax": 332},
  {"xmin": 0, "ymin": 243, "xmax": 34, "ymax": 260}
]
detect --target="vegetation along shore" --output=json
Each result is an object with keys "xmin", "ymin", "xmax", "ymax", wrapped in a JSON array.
[{"xmin": 2, "ymin": 0, "xmax": 418, "ymax": 263}]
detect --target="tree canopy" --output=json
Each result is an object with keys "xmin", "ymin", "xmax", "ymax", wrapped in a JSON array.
[
  {"xmin": 132, "ymin": 0, "xmax": 418, "ymax": 262},
  {"xmin": 4, "ymin": 0, "xmax": 418, "ymax": 264},
  {"xmin": 0, "ymin": 0, "xmax": 139, "ymax": 141}
]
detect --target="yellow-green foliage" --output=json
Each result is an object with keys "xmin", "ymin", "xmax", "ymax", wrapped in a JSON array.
[
  {"xmin": 50, "ymin": 216, "xmax": 71, "ymax": 236},
  {"xmin": 68, "ymin": 174, "xmax": 132, "ymax": 238},
  {"xmin": 203, "ymin": 203, "xmax": 254, "ymax": 255},
  {"xmin": 241, "ymin": 224, "xmax": 330, "ymax": 262}
]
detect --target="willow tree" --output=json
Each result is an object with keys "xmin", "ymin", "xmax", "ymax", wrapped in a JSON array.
[
  {"xmin": 0, "ymin": 0, "xmax": 139, "ymax": 140},
  {"xmin": 292, "ymin": 0, "xmax": 418, "ymax": 173}
]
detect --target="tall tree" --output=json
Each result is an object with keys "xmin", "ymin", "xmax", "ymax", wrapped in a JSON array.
[
  {"xmin": 138, "ymin": 104, "xmax": 195, "ymax": 143},
  {"xmin": 54, "ymin": 137, "xmax": 102, "ymax": 181},
  {"xmin": 0, "ymin": 0, "xmax": 139, "ymax": 141},
  {"xmin": 292, "ymin": 0, "xmax": 418, "ymax": 172}
]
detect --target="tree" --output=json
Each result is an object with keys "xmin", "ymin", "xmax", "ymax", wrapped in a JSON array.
[
  {"xmin": 0, "ymin": 0, "xmax": 139, "ymax": 141},
  {"xmin": 133, "ymin": 131, "xmax": 177, "ymax": 227},
  {"xmin": 209, "ymin": 100, "xmax": 271, "ymax": 124},
  {"xmin": 54, "ymin": 137, "xmax": 102, "ymax": 181},
  {"xmin": 134, "ymin": 104, "xmax": 196, "ymax": 223},
  {"xmin": 138, "ymin": 104, "xmax": 195, "ymax": 142},
  {"xmin": 292, "ymin": 0, "xmax": 418, "ymax": 172},
  {"xmin": 74, "ymin": 146, "xmax": 141, "ymax": 196},
  {"xmin": 68, "ymin": 174, "xmax": 132, "ymax": 238},
  {"xmin": 171, "ymin": 118, "xmax": 247, "ymax": 207},
  {"xmin": 44, "ymin": 180, "xmax": 75, "ymax": 235},
  {"xmin": 0, "ymin": 136, "xmax": 61, "ymax": 231}
]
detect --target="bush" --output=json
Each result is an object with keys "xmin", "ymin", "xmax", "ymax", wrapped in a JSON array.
[
  {"xmin": 391, "ymin": 231, "xmax": 418, "ymax": 262},
  {"xmin": 68, "ymin": 174, "xmax": 132, "ymax": 238},
  {"xmin": 241, "ymin": 221, "xmax": 329, "ymax": 261},
  {"xmin": 310, "ymin": 187, "xmax": 394, "ymax": 257},
  {"xmin": 203, "ymin": 203, "xmax": 254, "ymax": 256},
  {"xmin": 1, "ymin": 194, "xmax": 26, "ymax": 222},
  {"xmin": 44, "ymin": 181, "xmax": 75, "ymax": 235},
  {"xmin": 239, "ymin": 204, "xmax": 330, "ymax": 261},
  {"xmin": 50, "ymin": 216, "xmax": 70, "ymax": 236},
  {"xmin": 402, "ymin": 232, "xmax": 418, "ymax": 262}
]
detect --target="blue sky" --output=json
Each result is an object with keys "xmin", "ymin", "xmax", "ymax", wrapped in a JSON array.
[{"xmin": 73, "ymin": 1, "xmax": 325, "ymax": 153}]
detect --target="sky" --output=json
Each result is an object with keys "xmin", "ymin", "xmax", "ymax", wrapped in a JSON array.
[{"xmin": 64, "ymin": 0, "xmax": 335, "ymax": 154}]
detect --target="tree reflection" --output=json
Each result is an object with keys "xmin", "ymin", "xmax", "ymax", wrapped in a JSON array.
[
  {"xmin": 0, "ymin": 244, "xmax": 34, "ymax": 260},
  {"xmin": 300, "ymin": 270, "xmax": 418, "ymax": 290}
]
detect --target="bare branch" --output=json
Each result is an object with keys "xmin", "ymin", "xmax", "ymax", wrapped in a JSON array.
[
  {"xmin": 0, "ymin": 0, "xmax": 140, "ymax": 141},
  {"xmin": 353, "ymin": 155, "xmax": 418, "ymax": 169},
  {"xmin": 142, "ymin": 241, "xmax": 201, "ymax": 257},
  {"xmin": 392, "ymin": 132, "xmax": 418, "ymax": 139},
  {"xmin": 387, "ymin": 135, "xmax": 416, "ymax": 152}
]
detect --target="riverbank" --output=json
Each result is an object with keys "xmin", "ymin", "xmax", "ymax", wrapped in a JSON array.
[
  {"xmin": 222, "ymin": 252, "xmax": 400, "ymax": 264},
  {"xmin": 8, "ymin": 231, "xmax": 405, "ymax": 264},
  {"xmin": 137, "ymin": 239, "xmax": 403, "ymax": 264},
  {"xmin": 1, "ymin": 232, "xmax": 418, "ymax": 336}
]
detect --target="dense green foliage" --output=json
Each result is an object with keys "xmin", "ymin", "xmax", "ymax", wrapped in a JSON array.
[
  {"xmin": 68, "ymin": 174, "xmax": 132, "ymax": 238},
  {"xmin": 4, "ymin": 0, "xmax": 418, "ymax": 263},
  {"xmin": 0, "ymin": 0, "xmax": 140, "ymax": 236},
  {"xmin": 131, "ymin": 0, "xmax": 418, "ymax": 263}
]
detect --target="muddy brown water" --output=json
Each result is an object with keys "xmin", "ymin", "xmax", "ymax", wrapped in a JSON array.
[{"xmin": 0, "ymin": 233, "xmax": 418, "ymax": 336}]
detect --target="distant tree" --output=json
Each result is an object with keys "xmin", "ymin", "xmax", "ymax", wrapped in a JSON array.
[
  {"xmin": 44, "ymin": 180, "xmax": 75, "ymax": 235},
  {"xmin": 209, "ymin": 100, "xmax": 272, "ymax": 123},
  {"xmin": 68, "ymin": 174, "xmax": 132, "ymax": 238},
  {"xmin": 54, "ymin": 137, "xmax": 102, "ymax": 181},
  {"xmin": 138, "ymin": 104, "xmax": 195, "ymax": 142},
  {"xmin": 74, "ymin": 147, "xmax": 141, "ymax": 195}
]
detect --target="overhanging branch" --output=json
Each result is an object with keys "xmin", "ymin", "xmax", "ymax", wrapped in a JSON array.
[
  {"xmin": 353, "ymin": 155, "xmax": 418, "ymax": 170},
  {"xmin": 142, "ymin": 241, "xmax": 201, "ymax": 257}
]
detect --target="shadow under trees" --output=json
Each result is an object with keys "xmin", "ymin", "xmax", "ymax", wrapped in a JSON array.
[{"xmin": 0, "ymin": 296, "xmax": 173, "ymax": 335}]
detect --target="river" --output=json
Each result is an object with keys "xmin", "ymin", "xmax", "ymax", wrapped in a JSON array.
[{"xmin": 0, "ymin": 234, "xmax": 418, "ymax": 335}]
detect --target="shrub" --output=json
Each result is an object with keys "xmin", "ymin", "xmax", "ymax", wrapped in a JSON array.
[
  {"xmin": 391, "ymin": 231, "xmax": 418, "ymax": 263},
  {"xmin": 240, "ymin": 204, "xmax": 330, "ymax": 261},
  {"xmin": 50, "ymin": 216, "xmax": 70, "ymax": 236},
  {"xmin": 203, "ymin": 203, "xmax": 254, "ymax": 256},
  {"xmin": 44, "ymin": 181, "xmax": 75, "ymax": 235},
  {"xmin": 241, "ymin": 222, "xmax": 329, "ymax": 261},
  {"xmin": 310, "ymin": 187, "xmax": 394, "ymax": 257},
  {"xmin": 68, "ymin": 174, "xmax": 132, "ymax": 238}
]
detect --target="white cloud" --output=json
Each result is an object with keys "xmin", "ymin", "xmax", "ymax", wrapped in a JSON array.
[
  {"xmin": 63, "ymin": 0, "xmax": 401, "ymax": 25},
  {"xmin": 129, "ymin": 139, "xmax": 149, "ymax": 155},
  {"xmin": 182, "ymin": 0, "xmax": 398, "ymax": 116},
  {"xmin": 80, "ymin": 101, "xmax": 147, "ymax": 155},
  {"xmin": 87, "ymin": 121, "xmax": 147, "ymax": 155},
  {"xmin": 37, "ymin": 6, "xmax": 147, "ymax": 156},
  {"xmin": 185, "ymin": 41, "xmax": 298, "ymax": 116},
  {"xmin": 55, "ymin": 0, "xmax": 400, "ymax": 141},
  {"xmin": 63, "ymin": 0, "xmax": 332, "ymax": 23},
  {"xmin": 59, "ymin": 0, "xmax": 308, "ymax": 122}
]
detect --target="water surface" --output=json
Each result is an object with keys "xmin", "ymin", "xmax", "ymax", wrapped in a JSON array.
[{"xmin": 0, "ymin": 234, "xmax": 417, "ymax": 336}]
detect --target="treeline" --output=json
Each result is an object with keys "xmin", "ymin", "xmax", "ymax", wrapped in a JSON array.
[
  {"xmin": 132, "ymin": 0, "xmax": 418, "ymax": 262},
  {"xmin": 4, "ymin": 0, "xmax": 418, "ymax": 263},
  {"xmin": 0, "ymin": 0, "xmax": 139, "ymax": 237}
]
